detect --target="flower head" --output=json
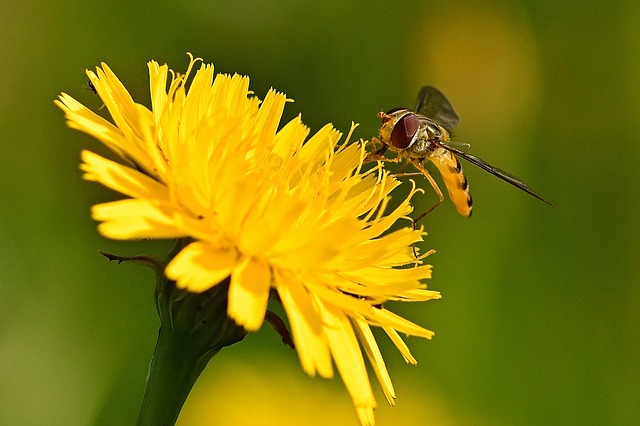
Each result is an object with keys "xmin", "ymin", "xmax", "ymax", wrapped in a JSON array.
[{"xmin": 56, "ymin": 54, "xmax": 440, "ymax": 425}]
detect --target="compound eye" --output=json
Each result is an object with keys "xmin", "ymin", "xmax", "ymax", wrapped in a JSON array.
[{"xmin": 390, "ymin": 113, "xmax": 419, "ymax": 149}]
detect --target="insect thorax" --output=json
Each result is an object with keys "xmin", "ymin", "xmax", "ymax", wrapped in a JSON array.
[
  {"xmin": 409, "ymin": 135, "xmax": 434, "ymax": 156},
  {"xmin": 410, "ymin": 119, "xmax": 449, "ymax": 157}
]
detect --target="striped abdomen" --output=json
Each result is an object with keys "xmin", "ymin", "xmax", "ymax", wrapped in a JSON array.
[{"xmin": 427, "ymin": 148, "xmax": 473, "ymax": 217}]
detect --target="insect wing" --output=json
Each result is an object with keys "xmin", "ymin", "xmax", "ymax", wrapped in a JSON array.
[
  {"xmin": 438, "ymin": 139, "xmax": 471, "ymax": 153},
  {"xmin": 441, "ymin": 143, "xmax": 557, "ymax": 208},
  {"xmin": 414, "ymin": 86, "xmax": 460, "ymax": 133}
]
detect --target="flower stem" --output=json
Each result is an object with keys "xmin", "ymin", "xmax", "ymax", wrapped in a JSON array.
[
  {"xmin": 136, "ymin": 325, "xmax": 217, "ymax": 426},
  {"xmin": 129, "ymin": 240, "xmax": 246, "ymax": 425}
]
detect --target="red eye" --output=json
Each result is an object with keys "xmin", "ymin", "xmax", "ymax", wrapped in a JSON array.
[{"xmin": 390, "ymin": 113, "xmax": 419, "ymax": 149}]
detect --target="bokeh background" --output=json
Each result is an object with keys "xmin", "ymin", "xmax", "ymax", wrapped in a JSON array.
[{"xmin": 1, "ymin": 1, "xmax": 638, "ymax": 425}]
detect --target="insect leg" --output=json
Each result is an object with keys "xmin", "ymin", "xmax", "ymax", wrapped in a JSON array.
[
  {"xmin": 407, "ymin": 159, "xmax": 444, "ymax": 225},
  {"xmin": 365, "ymin": 148, "xmax": 407, "ymax": 165},
  {"xmin": 365, "ymin": 143, "xmax": 390, "ymax": 163},
  {"xmin": 391, "ymin": 161, "xmax": 444, "ymax": 258}
]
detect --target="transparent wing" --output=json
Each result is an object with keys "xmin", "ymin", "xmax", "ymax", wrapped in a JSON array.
[
  {"xmin": 414, "ymin": 86, "xmax": 460, "ymax": 132},
  {"xmin": 444, "ymin": 140, "xmax": 471, "ymax": 152},
  {"xmin": 442, "ymin": 143, "xmax": 557, "ymax": 208}
]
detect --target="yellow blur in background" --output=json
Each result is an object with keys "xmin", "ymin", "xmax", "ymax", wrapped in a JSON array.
[
  {"xmin": 1, "ymin": 1, "xmax": 639, "ymax": 425},
  {"xmin": 179, "ymin": 356, "xmax": 479, "ymax": 426}
]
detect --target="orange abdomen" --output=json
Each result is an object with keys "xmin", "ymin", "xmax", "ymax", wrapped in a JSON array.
[{"xmin": 428, "ymin": 149, "xmax": 473, "ymax": 217}]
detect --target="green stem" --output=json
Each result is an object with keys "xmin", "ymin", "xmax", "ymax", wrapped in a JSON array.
[
  {"xmin": 135, "ymin": 326, "xmax": 217, "ymax": 426},
  {"xmin": 132, "ymin": 240, "xmax": 246, "ymax": 425}
]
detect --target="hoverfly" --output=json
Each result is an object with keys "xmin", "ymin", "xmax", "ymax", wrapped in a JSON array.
[{"xmin": 371, "ymin": 86, "xmax": 555, "ymax": 222}]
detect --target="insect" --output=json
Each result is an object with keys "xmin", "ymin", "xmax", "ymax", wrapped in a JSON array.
[
  {"xmin": 85, "ymin": 79, "xmax": 98, "ymax": 95},
  {"xmin": 371, "ymin": 86, "xmax": 555, "ymax": 222}
]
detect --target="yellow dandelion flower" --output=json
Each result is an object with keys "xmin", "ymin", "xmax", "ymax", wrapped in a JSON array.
[{"xmin": 56, "ymin": 54, "xmax": 440, "ymax": 426}]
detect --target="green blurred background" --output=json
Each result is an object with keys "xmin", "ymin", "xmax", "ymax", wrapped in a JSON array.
[{"xmin": 1, "ymin": 1, "xmax": 638, "ymax": 425}]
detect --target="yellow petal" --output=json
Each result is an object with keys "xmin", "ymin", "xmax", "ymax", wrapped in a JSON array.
[
  {"xmin": 274, "ymin": 269, "xmax": 333, "ymax": 379},
  {"xmin": 272, "ymin": 115, "xmax": 309, "ymax": 159},
  {"xmin": 80, "ymin": 150, "xmax": 169, "ymax": 201},
  {"xmin": 248, "ymin": 89, "xmax": 287, "ymax": 147},
  {"xmin": 166, "ymin": 241, "xmax": 237, "ymax": 293},
  {"xmin": 382, "ymin": 326, "xmax": 417, "ymax": 365},
  {"xmin": 297, "ymin": 123, "xmax": 341, "ymax": 166},
  {"xmin": 368, "ymin": 308, "xmax": 435, "ymax": 339},
  {"xmin": 343, "ymin": 264, "xmax": 432, "ymax": 286},
  {"xmin": 320, "ymin": 302, "xmax": 376, "ymax": 424},
  {"xmin": 352, "ymin": 318, "xmax": 396, "ymax": 406},
  {"xmin": 92, "ymin": 199, "xmax": 183, "ymax": 240},
  {"xmin": 228, "ymin": 256, "xmax": 272, "ymax": 331},
  {"xmin": 147, "ymin": 60, "xmax": 169, "ymax": 126},
  {"xmin": 387, "ymin": 288, "xmax": 442, "ymax": 302},
  {"xmin": 56, "ymin": 93, "xmax": 141, "ymax": 162},
  {"xmin": 93, "ymin": 63, "xmax": 145, "ymax": 142}
]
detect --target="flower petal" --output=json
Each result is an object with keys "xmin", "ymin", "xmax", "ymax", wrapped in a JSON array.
[
  {"xmin": 320, "ymin": 302, "xmax": 376, "ymax": 426},
  {"xmin": 166, "ymin": 241, "xmax": 237, "ymax": 293},
  {"xmin": 80, "ymin": 150, "xmax": 169, "ymax": 201},
  {"xmin": 368, "ymin": 307, "xmax": 435, "ymax": 339},
  {"xmin": 382, "ymin": 326, "xmax": 417, "ymax": 365},
  {"xmin": 92, "ymin": 199, "xmax": 184, "ymax": 239},
  {"xmin": 275, "ymin": 269, "xmax": 333, "ymax": 379},
  {"xmin": 228, "ymin": 256, "xmax": 271, "ymax": 331},
  {"xmin": 352, "ymin": 317, "xmax": 396, "ymax": 406}
]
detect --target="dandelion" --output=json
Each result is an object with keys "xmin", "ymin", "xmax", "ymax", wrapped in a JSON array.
[{"xmin": 56, "ymin": 54, "xmax": 441, "ymax": 426}]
